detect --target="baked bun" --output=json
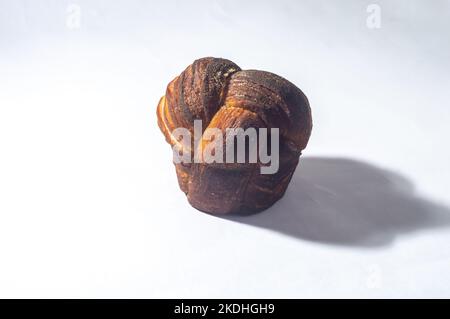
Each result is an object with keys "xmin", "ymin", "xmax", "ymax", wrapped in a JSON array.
[{"xmin": 157, "ymin": 57, "xmax": 312, "ymax": 214}]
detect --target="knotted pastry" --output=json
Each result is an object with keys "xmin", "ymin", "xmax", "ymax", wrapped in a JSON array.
[{"xmin": 157, "ymin": 57, "xmax": 312, "ymax": 214}]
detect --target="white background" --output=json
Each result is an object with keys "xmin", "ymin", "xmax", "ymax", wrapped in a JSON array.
[{"xmin": 0, "ymin": 0, "xmax": 449, "ymax": 298}]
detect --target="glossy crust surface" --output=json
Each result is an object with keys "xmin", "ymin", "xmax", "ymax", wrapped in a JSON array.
[{"xmin": 157, "ymin": 57, "xmax": 312, "ymax": 214}]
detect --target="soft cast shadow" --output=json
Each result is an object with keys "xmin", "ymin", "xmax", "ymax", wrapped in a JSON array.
[{"xmin": 223, "ymin": 157, "xmax": 450, "ymax": 247}]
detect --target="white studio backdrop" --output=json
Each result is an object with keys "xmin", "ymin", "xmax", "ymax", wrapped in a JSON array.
[{"xmin": 0, "ymin": 0, "xmax": 449, "ymax": 298}]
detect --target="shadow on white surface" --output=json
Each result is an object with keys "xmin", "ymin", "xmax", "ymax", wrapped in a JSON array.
[{"xmin": 223, "ymin": 157, "xmax": 450, "ymax": 247}]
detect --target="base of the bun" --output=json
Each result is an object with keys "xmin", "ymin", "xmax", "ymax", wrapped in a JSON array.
[
  {"xmin": 187, "ymin": 190, "xmax": 286, "ymax": 216},
  {"xmin": 181, "ymin": 159, "xmax": 299, "ymax": 215}
]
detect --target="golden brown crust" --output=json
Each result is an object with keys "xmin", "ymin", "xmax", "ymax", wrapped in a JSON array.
[{"xmin": 156, "ymin": 57, "xmax": 312, "ymax": 214}]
